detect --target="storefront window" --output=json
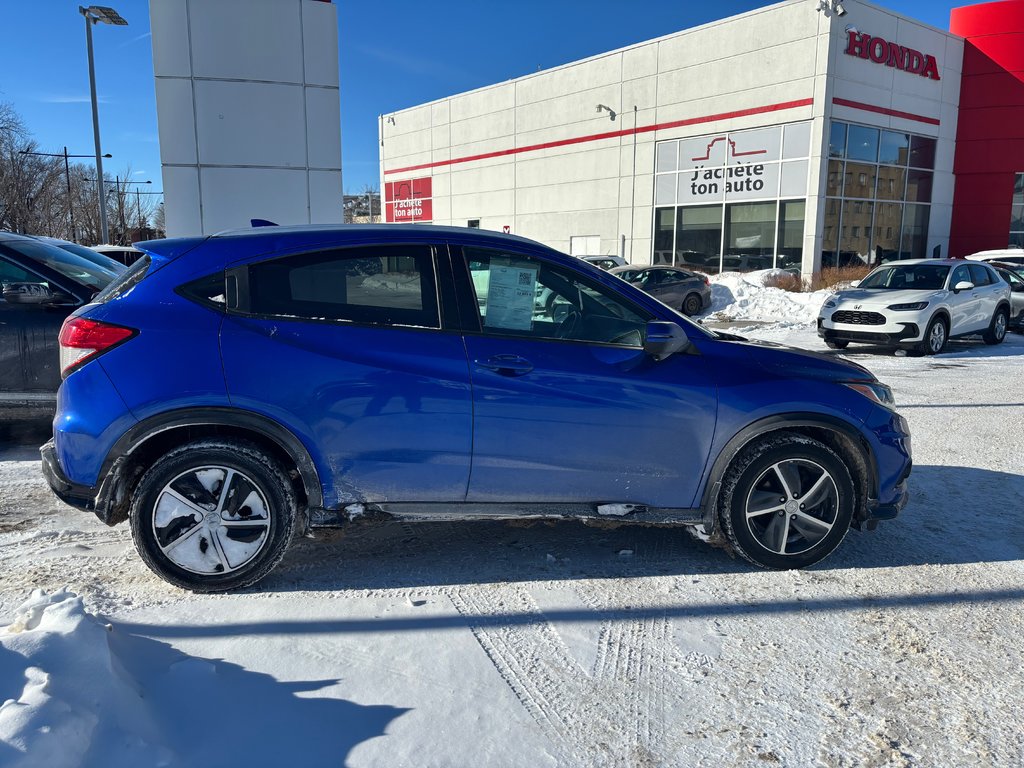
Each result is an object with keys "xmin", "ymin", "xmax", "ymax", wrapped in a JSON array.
[
  {"xmin": 725, "ymin": 202, "xmax": 775, "ymax": 263},
  {"xmin": 878, "ymin": 131, "xmax": 910, "ymax": 165},
  {"xmin": 676, "ymin": 205, "xmax": 722, "ymax": 271},
  {"xmin": 777, "ymin": 200, "xmax": 806, "ymax": 270},
  {"xmin": 653, "ymin": 122, "xmax": 810, "ymax": 272},
  {"xmin": 1009, "ymin": 173, "xmax": 1024, "ymax": 247},
  {"xmin": 902, "ymin": 204, "xmax": 930, "ymax": 259},
  {"xmin": 843, "ymin": 162, "xmax": 876, "ymax": 198},
  {"xmin": 653, "ymin": 208, "xmax": 674, "ymax": 265},
  {"xmin": 828, "ymin": 122, "xmax": 847, "ymax": 158},
  {"xmin": 874, "ymin": 202, "xmax": 903, "ymax": 262},
  {"xmin": 840, "ymin": 200, "xmax": 873, "ymax": 265},
  {"xmin": 876, "ymin": 166, "xmax": 907, "ymax": 201},
  {"xmin": 824, "ymin": 120, "xmax": 937, "ymax": 269},
  {"xmin": 847, "ymin": 125, "xmax": 879, "ymax": 163},
  {"xmin": 908, "ymin": 136, "xmax": 937, "ymax": 169}
]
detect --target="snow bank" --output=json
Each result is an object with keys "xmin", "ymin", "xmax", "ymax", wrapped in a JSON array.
[
  {"xmin": 1, "ymin": 590, "xmax": 404, "ymax": 767},
  {"xmin": 705, "ymin": 269, "xmax": 831, "ymax": 327},
  {"xmin": 0, "ymin": 589, "xmax": 166, "ymax": 768}
]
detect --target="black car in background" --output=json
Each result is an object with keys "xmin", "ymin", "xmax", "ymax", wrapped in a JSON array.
[
  {"xmin": 35, "ymin": 236, "xmax": 127, "ymax": 275},
  {"xmin": 0, "ymin": 232, "xmax": 118, "ymax": 420}
]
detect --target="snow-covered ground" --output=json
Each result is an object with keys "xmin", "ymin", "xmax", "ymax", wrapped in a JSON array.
[{"xmin": 3, "ymin": 276, "xmax": 1024, "ymax": 767}]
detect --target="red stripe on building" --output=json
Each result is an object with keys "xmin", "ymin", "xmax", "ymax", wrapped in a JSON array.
[
  {"xmin": 831, "ymin": 98, "xmax": 940, "ymax": 126},
  {"xmin": 384, "ymin": 98, "xmax": 814, "ymax": 176}
]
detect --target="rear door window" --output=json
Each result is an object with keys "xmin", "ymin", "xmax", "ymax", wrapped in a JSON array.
[
  {"xmin": 243, "ymin": 244, "xmax": 440, "ymax": 328},
  {"xmin": 968, "ymin": 264, "xmax": 994, "ymax": 286}
]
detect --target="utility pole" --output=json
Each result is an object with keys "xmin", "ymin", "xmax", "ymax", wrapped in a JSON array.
[{"xmin": 64, "ymin": 147, "xmax": 77, "ymax": 242}]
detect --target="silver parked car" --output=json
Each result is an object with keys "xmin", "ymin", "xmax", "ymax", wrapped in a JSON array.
[
  {"xmin": 991, "ymin": 263, "xmax": 1024, "ymax": 331},
  {"xmin": 610, "ymin": 265, "xmax": 712, "ymax": 316}
]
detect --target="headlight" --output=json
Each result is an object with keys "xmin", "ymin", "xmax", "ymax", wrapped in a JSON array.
[
  {"xmin": 887, "ymin": 301, "xmax": 929, "ymax": 311},
  {"xmin": 823, "ymin": 299, "xmax": 837, "ymax": 308},
  {"xmin": 843, "ymin": 381, "xmax": 896, "ymax": 409}
]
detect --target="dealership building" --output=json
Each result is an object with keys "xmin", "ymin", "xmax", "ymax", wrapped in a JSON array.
[{"xmin": 378, "ymin": 0, "xmax": 1024, "ymax": 276}]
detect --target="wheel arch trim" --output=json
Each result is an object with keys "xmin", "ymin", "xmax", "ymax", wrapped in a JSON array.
[
  {"xmin": 699, "ymin": 413, "xmax": 876, "ymax": 526},
  {"xmin": 106, "ymin": 407, "xmax": 323, "ymax": 508}
]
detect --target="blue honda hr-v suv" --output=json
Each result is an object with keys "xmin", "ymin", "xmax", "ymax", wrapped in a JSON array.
[{"xmin": 41, "ymin": 225, "xmax": 911, "ymax": 591}]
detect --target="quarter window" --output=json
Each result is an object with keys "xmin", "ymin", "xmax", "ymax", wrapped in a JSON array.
[{"xmin": 245, "ymin": 245, "xmax": 439, "ymax": 328}]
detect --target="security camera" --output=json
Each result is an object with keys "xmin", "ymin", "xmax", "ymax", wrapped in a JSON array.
[{"xmin": 834, "ymin": 1, "xmax": 847, "ymax": 16}]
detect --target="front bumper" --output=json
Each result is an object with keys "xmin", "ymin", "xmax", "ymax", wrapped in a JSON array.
[{"xmin": 818, "ymin": 318, "xmax": 921, "ymax": 345}]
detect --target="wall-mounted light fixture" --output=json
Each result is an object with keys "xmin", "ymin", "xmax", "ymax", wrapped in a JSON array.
[
  {"xmin": 816, "ymin": 0, "xmax": 847, "ymax": 16},
  {"xmin": 596, "ymin": 104, "xmax": 616, "ymax": 121}
]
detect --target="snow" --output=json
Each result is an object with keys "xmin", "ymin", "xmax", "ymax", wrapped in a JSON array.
[
  {"xmin": 2, "ymin": 272, "xmax": 1024, "ymax": 766},
  {"xmin": 704, "ymin": 268, "xmax": 831, "ymax": 327}
]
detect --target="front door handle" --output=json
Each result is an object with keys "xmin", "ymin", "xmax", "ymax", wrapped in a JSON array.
[{"xmin": 474, "ymin": 354, "xmax": 534, "ymax": 376}]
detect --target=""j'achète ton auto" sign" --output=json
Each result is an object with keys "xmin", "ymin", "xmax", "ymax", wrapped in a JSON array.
[{"xmin": 844, "ymin": 30, "xmax": 941, "ymax": 81}]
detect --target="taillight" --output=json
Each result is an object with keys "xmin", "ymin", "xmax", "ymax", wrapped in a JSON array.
[
  {"xmin": 703, "ymin": 276, "xmax": 710, "ymax": 286},
  {"xmin": 59, "ymin": 317, "xmax": 137, "ymax": 378}
]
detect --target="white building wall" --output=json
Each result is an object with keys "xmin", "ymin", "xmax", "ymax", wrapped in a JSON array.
[
  {"xmin": 150, "ymin": 0, "xmax": 342, "ymax": 237},
  {"xmin": 380, "ymin": 0, "xmax": 963, "ymax": 274}
]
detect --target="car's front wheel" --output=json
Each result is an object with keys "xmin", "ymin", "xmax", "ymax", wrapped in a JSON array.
[
  {"xmin": 129, "ymin": 439, "xmax": 299, "ymax": 592},
  {"xmin": 917, "ymin": 315, "xmax": 947, "ymax": 355},
  {"xmin": 983, "ymin": 307, "xmax": 1009, "ymax": 345},
  {"xmin": 718, "ymin": 432, "xmax": 855, "ymax": 570}
]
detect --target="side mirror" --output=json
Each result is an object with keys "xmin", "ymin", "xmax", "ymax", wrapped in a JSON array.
[
  {"xmin": 1011, "ymin": 283, "xmax": 1024, "ymax": 293},
  {"xmin": 850, "ymin": 280, "xmax": 861, "ymax": 288},
  {"xmin": 953, "ymin": 281, "xmax": 974, "ymax": 293},
  {"xmin": 644, "ymin": 320, "xmax": 690, "ymax": 361},
  {"xmin": 2, "ymin": 282, "xmax": 55, "ymax": 305}
]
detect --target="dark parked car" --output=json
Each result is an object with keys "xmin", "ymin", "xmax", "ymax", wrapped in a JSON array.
[
  {"xmin": 43, "ymin": 225, "xmax": 910, "ymax": 591},
  {"xmin": 0, "ymin": 232, "xmax": 119, "ymax": 420},
  {"xmin": 35, "ymin": 236, "xmax": 127, "ymax": 275},
  {"xmin": 91, "ymin": 244, "xmax": 145, "ymax": 266},
  {"xmin": 610, "ymin": 265, "xmax": 712, "ymax": 316}
]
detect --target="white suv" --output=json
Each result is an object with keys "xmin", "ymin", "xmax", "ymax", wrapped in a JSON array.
[{"xmin": 817, "ymin": 259, "xmax": 1011, "ymax": 355}]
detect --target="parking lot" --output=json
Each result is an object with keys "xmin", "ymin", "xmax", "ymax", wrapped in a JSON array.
[{"xmin": 2, "ymin": 329, "xmax": 1022, "ymax": 766}]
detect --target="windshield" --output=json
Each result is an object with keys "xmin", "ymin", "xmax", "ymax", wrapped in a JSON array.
[
  {"xmin": 859, "ymin": 264, "xmax": 950, "ymax": 291},
  {"xmin": 3, "ymin": 240, "xmax": 118, "ymax": 293}
]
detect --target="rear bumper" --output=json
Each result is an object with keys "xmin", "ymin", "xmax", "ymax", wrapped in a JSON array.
[{"xmin": 41, "ymin": 438, "xmax": 132, "ymax": 526}]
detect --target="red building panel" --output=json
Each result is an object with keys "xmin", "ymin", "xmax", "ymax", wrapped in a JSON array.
[{"xmin": 949, "ymin": 1, "xmax": 1024, "ymax": 256}]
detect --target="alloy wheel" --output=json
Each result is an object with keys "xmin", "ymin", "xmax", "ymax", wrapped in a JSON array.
[
  {"xmin": 743, "ymin": 459, "xmax": 839, "ymax": 556},
  {"xmin": 929, "ymin": 322, "xmax": 946, "ymax": 353}
]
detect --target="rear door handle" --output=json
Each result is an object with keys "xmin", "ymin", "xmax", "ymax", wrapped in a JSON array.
[{"xmin": 474, "ymin": 354, "xmax": 534, "ymax": 376}]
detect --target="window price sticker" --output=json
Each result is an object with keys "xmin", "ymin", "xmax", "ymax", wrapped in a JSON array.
[{"xmin": 485, "ymin": 264, "xmax": 537, "ymax": 330}]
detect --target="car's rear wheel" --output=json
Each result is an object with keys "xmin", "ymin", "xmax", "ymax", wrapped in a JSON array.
[
  {"xmin": 982, "ymin": 307, "xmax": 1009, "ymax": 345},
  {"xmin": 718, "ymin": 432, "xmax": 854, "ymax": 570},
  {"xmin": 683, "ymin": 293, "xmax": 703, "ymax": 316},
  {"xmin": 917, "ymin": 315, "xmax": 947, "ymax": 355},
  {"xmin": 129, "ymin": 439, "xmax": 298, "ymax": 592},
  {"xmin": 824, "ymin": 339, "xmax": 849, "ymax": 350}
]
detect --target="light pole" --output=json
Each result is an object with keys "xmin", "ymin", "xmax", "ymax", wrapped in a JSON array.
[
  {"xmin": 80, "ymin": 5, "xmax": 127, "ymax": 245},
  {"xmin": 114, "ymin": 178, "xmax": 151, "ymax": 242},
  {"xmin": 20, "ymin": 148, "xmax": 111, "ymax": 243}
]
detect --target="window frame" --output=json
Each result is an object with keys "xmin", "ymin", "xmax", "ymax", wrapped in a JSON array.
[
  {"xmin": 451, "ymin": 244, "xmax": 654, "ymax": 348},
  {"xmin": 226, "ymin": 242, "xmax": 447, "ymax": 331}
]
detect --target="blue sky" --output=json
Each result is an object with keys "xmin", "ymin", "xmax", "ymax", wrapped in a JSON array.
[{"xmin": 0, "ymin": 0, "xmax": 965, "ymax": 198}]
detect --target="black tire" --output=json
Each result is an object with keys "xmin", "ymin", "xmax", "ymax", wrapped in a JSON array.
[
  {"xmin": 718, "ymin": 432, "xmax": 855, "ymax": 570},
  {"xmin": 916, "ymin": 315, "xmax": 947, "ymax": 356},
  {"xmin": 682, "ymin": 293, "xmax": 703, "ymax": 316},
  {"xmin": 129, "ymin": 439, "xmax": 298, "ymax": 592},
  {"xmin": 824, "ymin": 339, "xmax": 849, "ymax": 350},
  {"xmin": 982, "ymin": 307, "xmax": 1009, "ymax": 345}
]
